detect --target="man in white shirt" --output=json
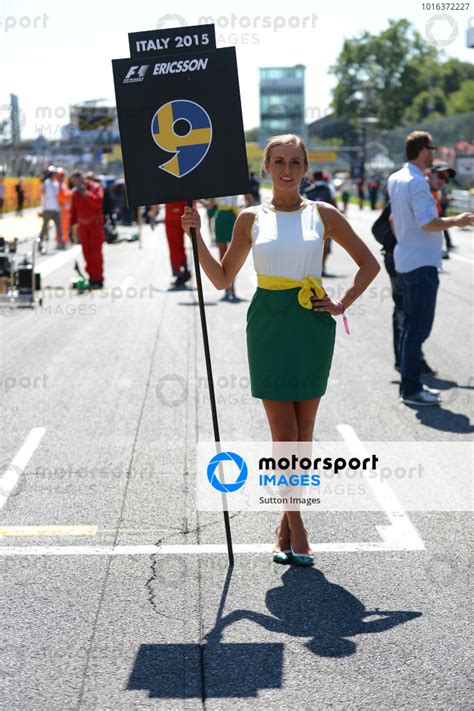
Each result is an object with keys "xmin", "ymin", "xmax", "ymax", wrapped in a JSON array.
[
  {"xmin": 39, "ymin": 167, "xmax": 65, "ymax": 252},
  {"xmin": 388, "ymin": 131, "xmax": 474, "ymax": 406}
]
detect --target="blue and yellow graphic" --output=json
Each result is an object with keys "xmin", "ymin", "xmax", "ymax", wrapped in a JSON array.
[{"xmin": 151, "ymin": 99, "xmax": 212, "ymax": 178}]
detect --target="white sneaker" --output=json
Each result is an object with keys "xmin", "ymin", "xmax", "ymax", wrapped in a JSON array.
[
  {"xmin": 401, "ymin": 390, "xmax": 440, "ymax": 406},
  {"xmin": 422, "ymin": 384, "xmax": 441, "ymax": 396}
]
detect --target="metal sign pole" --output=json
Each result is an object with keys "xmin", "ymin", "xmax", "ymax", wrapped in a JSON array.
[{"xmin": 188, "ymin": 199, "xmax": 234, "ymax": 567}]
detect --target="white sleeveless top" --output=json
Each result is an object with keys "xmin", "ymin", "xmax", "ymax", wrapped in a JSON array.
[{"xmin": 251, "ymin": 201, "xmax": 325, "ymax": 280}]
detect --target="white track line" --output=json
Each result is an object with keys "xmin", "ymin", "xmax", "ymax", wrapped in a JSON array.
[
  {"xmin": 0, "ymin": 426, "xmax": 426, "ymax": 556},
  {"xmin": 337, "ymin": 424, "xmax": 425, "ymax": 551},
  {"xmin": 37, "ymin": 246, "xmax": 81, "ymax": 277},
  {"xmin": 120, "ymin": 276, "xmax": 134, "ymax": 291},
  {"xmin": 0, "ymin": 541, "xmax": 421, "ymax": 556},
  {"xmin": 0, "ymin": 429, "xmax": 46, "ymax": 511}
]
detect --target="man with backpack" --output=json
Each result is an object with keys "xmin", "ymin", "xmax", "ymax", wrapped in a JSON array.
[{"xmin": 372, "ymin": 202, "xmax": 435, "ymax": 377}]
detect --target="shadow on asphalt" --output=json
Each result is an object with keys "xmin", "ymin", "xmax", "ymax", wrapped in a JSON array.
[
  {"xmin": 391, "ymin": 375, "xmax": 474, "ymax": 433},
  {"xmin": 127, "ymin": 566, "xmax": 421, "ymax": 699},
  {"xmin": 414, "ymin": 408, "xmax": 473, "ymax": 433}
]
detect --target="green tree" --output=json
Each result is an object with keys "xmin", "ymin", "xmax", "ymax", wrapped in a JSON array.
[
  {"xmin": 403, "ymin": 88, "xmax": 448, "ymax": 123},
  {"xmin": 245, "ymin": 127, "xmax": 259, "ymax": 142},
  {"xmin": 447, "ymin": 80, "xmax": 474, "ymax": 115},
  {"xmin": 330, "ymin": 19, "xmax": 439, "ymax": 129},
  {"xmin": 437, "ymin": 59, "xmax": 474, "ymax": 96}
]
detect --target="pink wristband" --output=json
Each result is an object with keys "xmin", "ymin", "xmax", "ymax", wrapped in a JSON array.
[{"xmin": 336, "ymin": 301, "xmax": 350, "ymax": 336}]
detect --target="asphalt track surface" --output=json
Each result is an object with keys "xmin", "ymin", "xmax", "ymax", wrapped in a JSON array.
[{"xmin": 1, "ymin": 203, "xmax": 472, "ymax": 709}]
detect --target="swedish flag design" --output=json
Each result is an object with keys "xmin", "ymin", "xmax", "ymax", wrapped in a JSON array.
[{"xmin": 151, "ymin": 99, "xmax": 213, "ymax": 178}]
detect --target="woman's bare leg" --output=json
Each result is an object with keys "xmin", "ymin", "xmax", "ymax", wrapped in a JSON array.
[
  {"xmin": 287, "ymin": 398, "xmax": 322, "ymax": 553},
  {"xmin": 262, "ymin": 397, "xmax": 324, "ymax": 555},
  {"xmin": 262, "ymin": 399, "xmax": 298, "ymax": 552}
]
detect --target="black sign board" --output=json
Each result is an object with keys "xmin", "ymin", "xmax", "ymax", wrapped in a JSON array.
[
  {"xmin": 112, "ymin": 46, "xmax": 250, "ymax": 206},
  {"xmin": 128, "ymin": 24, "xmax": 216, "ymax": 58}
]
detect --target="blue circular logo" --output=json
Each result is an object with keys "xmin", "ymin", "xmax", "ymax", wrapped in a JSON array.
[{"xmin": 207, "ymin": 451, "xmax": 248, "ymax": 493}]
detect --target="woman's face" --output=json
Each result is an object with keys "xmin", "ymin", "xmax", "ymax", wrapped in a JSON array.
[{"xmin": 266, "ymin": 144, "xmax": 307, "ymax": 192}]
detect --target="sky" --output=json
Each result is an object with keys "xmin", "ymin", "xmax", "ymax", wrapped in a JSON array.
[{"xmin": 1, "ymin": 0, "xmax": 473, "ymax": 139}]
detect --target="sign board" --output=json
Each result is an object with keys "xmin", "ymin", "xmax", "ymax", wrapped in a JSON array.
[
  {"xmin": 308, "ymin": 151, "xmax": 338, "ymax": 163},
  {"xmin": 455, "ymin": 156, "xmax": 474, "ymax": 176},
  {"xmin": 129, "ymin": 24, "xmax": 216, "ymax": 58},
  {"xmin": 112, "ymin": 34, "xmax": 250, "ymax": 206}
]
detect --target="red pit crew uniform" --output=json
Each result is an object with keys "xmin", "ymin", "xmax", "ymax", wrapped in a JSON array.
[
  {"xmin": 71, "ymin": 180, "xmax": 105, "ymax": 283},
  {"xmin": 165, "ymin": 201, "xmax": 188, "ymax": 276}
]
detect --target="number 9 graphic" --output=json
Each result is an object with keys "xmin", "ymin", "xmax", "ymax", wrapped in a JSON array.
[{"xmin": 151, "ymin": 99, "xmax": 213, "ymax": 178}]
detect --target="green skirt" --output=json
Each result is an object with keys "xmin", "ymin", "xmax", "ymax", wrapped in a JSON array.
[
  {"xmin": 246, "ymin": 287, "xmax": 336, "ymax": 401},
  {"xmin": 215, "ymin": 209, "xmax": 236, "ymax": 243}
]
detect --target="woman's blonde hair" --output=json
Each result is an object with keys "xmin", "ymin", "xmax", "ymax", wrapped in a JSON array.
[{"xmin": 261, "ymin": 134, "xmax": 309, "ymax": 176}]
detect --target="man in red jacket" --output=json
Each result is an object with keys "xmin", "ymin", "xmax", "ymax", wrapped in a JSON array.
[
  {"xmin": 70, "ymin": 172, "xmax": 105, "ymax": 288},
  {"xmin": 160, "ymin": 201, "xmax": 191, "ymax": 288}
]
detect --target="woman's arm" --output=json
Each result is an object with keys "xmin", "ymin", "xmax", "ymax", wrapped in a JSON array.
[
  {"xmin": 314, "ymin": 203, "xmax": 381, "ymax": 314},
  {"xmin": 181, "ymin": 205, "xmax": 255, "ymax": 289}
]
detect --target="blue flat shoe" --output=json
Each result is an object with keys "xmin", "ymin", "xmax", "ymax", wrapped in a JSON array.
[
  {"xmin": 272, "ymin": 549, "xmax": 292, "ymax": 565},
  {"xmin": 289, "ymin": 548, "xmax": 314, "ymax": 567}
]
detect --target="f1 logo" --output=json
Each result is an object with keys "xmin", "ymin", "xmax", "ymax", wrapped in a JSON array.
[{"xmin": 123, "ymin": 65, "xmax": 149, "ymax": 83}]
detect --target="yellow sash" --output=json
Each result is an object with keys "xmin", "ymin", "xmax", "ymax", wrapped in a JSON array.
[{"xmin": 257, "ymin": 274, "xmax": 325, "ymax": 309}]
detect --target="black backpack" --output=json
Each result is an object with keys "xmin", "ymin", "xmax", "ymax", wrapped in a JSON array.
[
  {"xmin": 305, "ymin": 182, "xmax": 333, "ymax": 203},
  {"xmin": 372, "ymin": 202, "xmax": 397, "ymax": 253}
]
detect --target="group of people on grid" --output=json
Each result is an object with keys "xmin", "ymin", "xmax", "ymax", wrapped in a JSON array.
[{"xmin": 36, "ymin": 146, "xmax": 473, "ymax": 407}]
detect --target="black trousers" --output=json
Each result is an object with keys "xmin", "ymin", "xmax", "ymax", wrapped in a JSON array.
[{"xmin": 383, "ymin": 251, "xmax": 404, "ymax": 366}]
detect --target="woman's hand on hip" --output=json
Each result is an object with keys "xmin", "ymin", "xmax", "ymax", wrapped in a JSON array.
[
  {"xmin": 310, "ymin": 295, "xmax": 340, "ymax": 316},
  {"xmin": 181, "ymin": 206, "xmax": 201, "ymax": 237}
]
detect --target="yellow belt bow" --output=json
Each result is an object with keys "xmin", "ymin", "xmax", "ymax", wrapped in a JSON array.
[{"xmin": 257, "ymin": 274, "xmax": 325, "ymax": 309}]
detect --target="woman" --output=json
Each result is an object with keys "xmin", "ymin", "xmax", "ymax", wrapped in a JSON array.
[
  {"xmin": 341, "ymin": 180, "xmax": 351, "ymax": 214},
  {"xmin": 210, "ymin": 195, "xmax": 242, "ymax": 302},
  {"xmin": 182, "ymin": 134, "xmax": 380, "ymax": 566}
]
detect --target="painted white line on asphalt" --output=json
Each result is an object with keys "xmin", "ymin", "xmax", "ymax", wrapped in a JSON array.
[
  {"xmin": 0, "ymin": 541, "xmax": 422, "ymax": 556},
  {"xmin": 449, "ymin": 253, "xmax": 474, "ymax": 265},
  {"xmin": 120, "ymin": 276, "xmax": 134, "ymax": 291},
  {"xmin": 37, "ymin": 246, "xmax": 81, "ymax": 277},
  {"xmin": 337, "ymin": 424, "xmax": 425, "ymax": 551},
  {"xmin": 0, "ymin": 525, "xmax": 97, "ymax": 538},
  {"xmin": 0, "ymin": 428, "xmax": 46, "ymax": 511}
]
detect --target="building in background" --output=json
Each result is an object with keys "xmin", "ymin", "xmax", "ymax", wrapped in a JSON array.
[
  {"xmin": 10, "ymin": 94, "xmax": 21, "ymax": 145},
  {"xmin": 259, "ymin": 65, "xmax": 306, "ymax": 147}
]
